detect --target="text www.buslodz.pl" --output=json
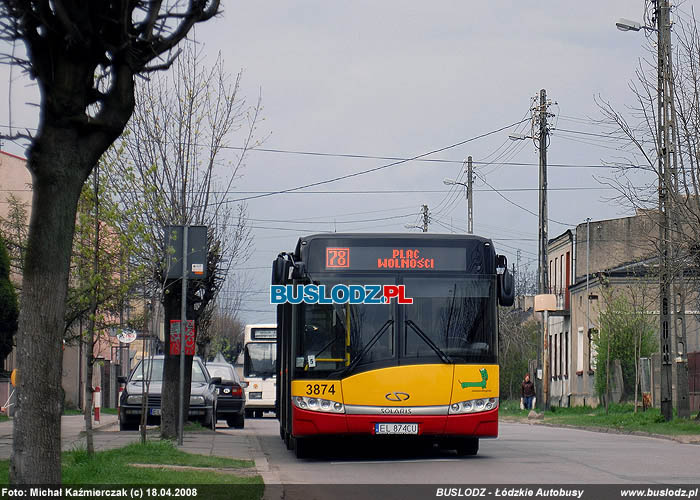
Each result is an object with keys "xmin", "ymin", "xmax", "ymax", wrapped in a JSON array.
[{"xmin": 270, "ymin": 284, "xmax": 413, "ymax": 305}]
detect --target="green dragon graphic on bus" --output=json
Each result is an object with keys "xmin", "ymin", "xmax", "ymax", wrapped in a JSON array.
[{"xmin": 459, "ymin": 368, "xmax": 488, "ymax": 389}]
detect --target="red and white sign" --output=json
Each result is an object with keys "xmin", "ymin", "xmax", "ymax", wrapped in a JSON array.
[{"xmin": 170, "ymin": 320, "xmax": 196, "ymax": 355}]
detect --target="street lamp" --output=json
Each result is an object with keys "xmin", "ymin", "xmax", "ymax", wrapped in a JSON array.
[
  {"xmin": 443, "ymin": 178, "xmax": 463, "ymax": 187},
  {"xmin": 442, "ymin": 155, "xmax": 473, "ymax": 235},
  {"xmin": 508, "ymin": 133, "xmax": 530, "ymax": 141},
  {"xmin": 615, "ymin": 18, "xmax": 642, "ymax": 32}
]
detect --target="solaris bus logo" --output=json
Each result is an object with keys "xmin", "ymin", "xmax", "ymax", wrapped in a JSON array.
[{"xmin": 270, "ymin": 284, "xmax": 413, "ymax": 305}]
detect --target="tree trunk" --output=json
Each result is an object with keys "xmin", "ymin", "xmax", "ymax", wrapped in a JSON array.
[
  {"xmin": 161, "ymin": 289, "xmax": 196, "ymax": 440},
  {"xmin": 161, "ymin": 291, "xmax": 179, "ymax": 439},
  {"xmin": 10, "ymin": 145, "xmax": 86, "ymax": 484}
]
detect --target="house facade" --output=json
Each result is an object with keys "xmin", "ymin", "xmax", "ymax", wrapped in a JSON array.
[
  {"xmin": 545, "ymin": 213, "xmax": 699, "ymax": 410},
  {"xmin": 0, "ymin": 150, "xmax": 135, "ymax": 411}
]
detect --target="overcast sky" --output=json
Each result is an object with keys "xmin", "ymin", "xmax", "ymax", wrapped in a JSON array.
[{"xmin": 0, "ymin": 1, "xmax": 673, "ymax": 325}]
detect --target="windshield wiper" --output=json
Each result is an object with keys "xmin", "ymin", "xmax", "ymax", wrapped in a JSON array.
[
  {"xmin": 405, "ymin": 320, "xmax": 452, "ymax": 364},
  {"xmin": 332, "ymin": 319, "xmax": 394, "ymax": 378}
]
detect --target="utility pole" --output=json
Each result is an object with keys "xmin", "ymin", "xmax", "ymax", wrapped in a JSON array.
[
  {"xmin": 535, "ymin": 88, "xmax": 551, "ymax": 410},
  {"xmin": 467, "ymin": 156, "xmax": 473, "ymax": 234},
  {"xmin": 663, "ymin": 0, "xmax": 689, "ymax": 419},
  {"xmin": 654, "ymin": 0, "xmax": 688, "ymax": 420},
  {"xmin": 515, "ymin": 249, "xmax": 522, "ymax": 299},
  {"xmin": 421, "ymin": 204, "xmax": 429, "ymax": 233}
]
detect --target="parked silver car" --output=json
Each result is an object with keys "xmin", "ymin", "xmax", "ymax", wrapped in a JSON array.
[{"xmin": 118, "ymin": 356, "xmax": 220, "ymax": 431}]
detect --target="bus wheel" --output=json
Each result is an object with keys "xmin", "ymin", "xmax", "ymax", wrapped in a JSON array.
[
  {"xmin": 294, "ymin": 437, "xmax": 312, "ymax": 459},
  {"xmin": 455, "ymin": 438, "xmax": 479, "ymax": 456}
]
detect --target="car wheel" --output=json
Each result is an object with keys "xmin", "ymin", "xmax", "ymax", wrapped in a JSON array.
[
  {"xmin": 119, "ymin": 418, "xmax": 138, "ymax": 431},
  {"xmin": 455, "ymin": 438, "xmax": 479, "ymax": 456},
  {"xmin": 231, "ymin": 413, "xmax": 245, "ymax": 429}
]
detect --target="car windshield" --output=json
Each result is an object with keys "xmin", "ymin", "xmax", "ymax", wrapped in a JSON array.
[
  {"xmin": 130, "ymin": 358, "xmax": 208, "ymax": 383},
  {"xmin": 206, "ymin": 365, "xmax": 236, "ymax": 382}
]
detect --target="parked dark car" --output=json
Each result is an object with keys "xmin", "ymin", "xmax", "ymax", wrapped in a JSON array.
[
  {"xmin": 205, "ymin": 362, "xmax": 246, "ymax": 428},
  {"xmin": 118, "ymin": 355, "xmax": 220, "ymax": 431}
]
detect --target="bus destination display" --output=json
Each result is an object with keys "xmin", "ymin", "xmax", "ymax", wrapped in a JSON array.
[{"xmin": 322, "ymin": 246, "xmax": 467, "ymax": 271}]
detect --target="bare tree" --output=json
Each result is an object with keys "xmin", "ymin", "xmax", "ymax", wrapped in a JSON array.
[
  {"xmin": 107, "ymin": 42, "xmax": 257, "ymax": 439},
  {"xmin": 0, "ymin": 0, "xmax": 221, "ymax": 484}
]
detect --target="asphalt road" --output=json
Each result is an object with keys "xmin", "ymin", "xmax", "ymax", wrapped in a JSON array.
[{"xmin": 225, "ymin": 416, "xmax": 700, "ymax": 485}]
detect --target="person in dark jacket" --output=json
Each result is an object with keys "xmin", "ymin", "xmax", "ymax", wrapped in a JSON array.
[{"xmin": 521, "ymin": 373, "xmax": 536, "ymax": 410}]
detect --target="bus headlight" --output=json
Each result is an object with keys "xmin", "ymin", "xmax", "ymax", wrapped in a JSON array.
[
  {"xmin": 293, "ymin": 396, "xmax": 344, "ymax": 414},
  {"xmin": 448, "ymin": 397, "xmax": 498, "ymax": 415}
]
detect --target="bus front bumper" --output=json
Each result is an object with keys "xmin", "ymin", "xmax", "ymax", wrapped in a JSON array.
[{"xmin": 291, "ymin": 406, "xmax": 498, "ymax": 438}]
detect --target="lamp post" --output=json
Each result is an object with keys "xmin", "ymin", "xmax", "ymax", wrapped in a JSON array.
[{"xmin": 616, "ymin": 0, "xmax": 688, "ymax": 420}]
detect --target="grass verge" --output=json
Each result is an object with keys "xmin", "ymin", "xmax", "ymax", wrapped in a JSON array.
[
  {"xmin": 0, "ymin": 441, "xmax": 262, "ymax": 499},
  {"xmin": 499, "ymin": 400, "xmax": 700, "ymax": 437}
]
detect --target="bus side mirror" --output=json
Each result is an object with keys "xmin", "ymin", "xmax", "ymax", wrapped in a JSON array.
[
  {"xmin": 271, "ymin": 256, "xmax": 291, "ymax": 285},
  {"xmin": 498, "ymin": 268, "xmax": 514, "ymax": 307}
]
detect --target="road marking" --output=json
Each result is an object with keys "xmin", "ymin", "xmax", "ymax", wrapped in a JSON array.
[{"xmin": 330, "ymin": 458, "xmax": 462, "ymax": 465}]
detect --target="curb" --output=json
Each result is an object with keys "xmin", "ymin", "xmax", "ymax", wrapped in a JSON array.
[{"xmin": 501, "ymin": 416, "xmax": 700, "ymax": 445}]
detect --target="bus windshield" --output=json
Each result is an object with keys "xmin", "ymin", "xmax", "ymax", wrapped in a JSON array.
[
  {"xmin": 297, "ymin": 277, "xmax": 395, "ymax": 378},
  {"xmin": 295, "ymin": 275, "xmax": 496, "ymax": 378},
  {"xmin": 402, "ymin": 277, "xmax": 497, "ymax": 363},
  {"xmin": 244, "ymin": 342, "xmax": 276, "ymax": 378}
]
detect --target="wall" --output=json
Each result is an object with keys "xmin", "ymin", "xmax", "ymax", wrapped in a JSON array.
[{"xmin": 574, "ymin": 215, "xmax": 657, "ymax": 283}]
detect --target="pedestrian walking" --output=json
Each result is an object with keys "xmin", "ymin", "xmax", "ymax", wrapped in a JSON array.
[{"xmin": 521, "ymin": 373, "xmax": 536, "ymax": 410}]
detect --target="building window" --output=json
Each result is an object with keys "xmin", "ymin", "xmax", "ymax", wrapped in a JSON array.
[
  {"xmin": 564, "ymin": 331, "xmax": 569, "ymax": 378},
  {"xmin": 577, "ymin": 327, "xmax": 584, "ymax": 374},
  {"xmin": 549, "ymin": 334, "xmax": 553, "ymax": 380},
  {"xmin": 552, "ymin": 333, "xmax": 559, "ymax": 378},
  {"xmin": 559, "ymin": 332, "xmax": 563, "ymax": 379},
  {"xmin": 588, "ymin": 328, "xmax": 597, "ymax": 372}
]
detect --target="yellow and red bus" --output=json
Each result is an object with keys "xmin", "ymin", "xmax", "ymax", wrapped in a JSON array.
[{"xmin": 272, "ymin": 233, "xmax": 513, "ymax": 458}]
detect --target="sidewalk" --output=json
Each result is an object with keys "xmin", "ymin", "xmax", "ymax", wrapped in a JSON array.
[
  {"xmin": 0, "ymin": 415, "xmax": 278, "ymax": 485},
  {"xmin": 500, "ymin": 414, "xmax": 700, "ymax": 445}
]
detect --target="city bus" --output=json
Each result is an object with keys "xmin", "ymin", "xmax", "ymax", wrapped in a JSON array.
[
  {"xmin": 272, "ymin": 233, "xmax": 514, "ymax": 458},
  {"xmin": 242, "ymin": 323, "xmax": 277, "ymax": 418}
]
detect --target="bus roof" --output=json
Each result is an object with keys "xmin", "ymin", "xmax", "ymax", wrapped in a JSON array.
[{"xmin": 294, "ymin": 232, "xmax": 494, "ymax": 253}]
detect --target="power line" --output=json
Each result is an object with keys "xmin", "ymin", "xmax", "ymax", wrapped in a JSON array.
[
  {"xmin": 247, "ymin": 213, "xmax": 416, "ymax": 225},
  {"xmin": 204, "ymin": 119, "xmax": 531, "ymax": 206},
  {"xmin": 0, "ymin": 123, "xmax": 643, "ymax": 170},
  {"xmin": 472, "ymin": 171, "xmax": 575, "ymax": 227},
  {"xmin": 0, "ymin": 186, "xmax": 616, "ymax": 194}
]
